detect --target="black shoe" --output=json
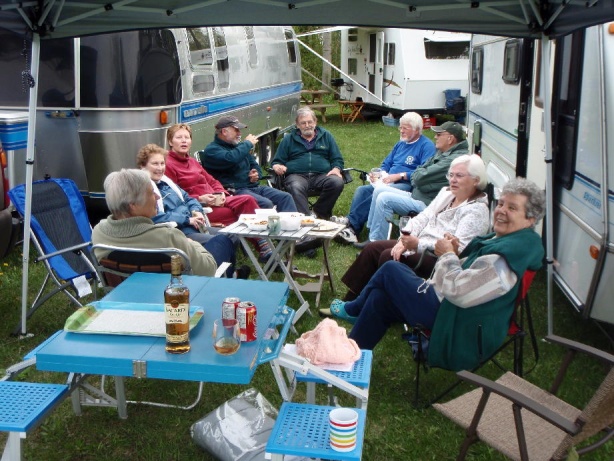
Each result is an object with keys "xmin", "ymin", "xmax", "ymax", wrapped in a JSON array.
[
  {"xmin": 302, "ymin": 248, "xmax": 317, "ymax": 258},
  {"xmin": 234, "ymin": 265, "xmax": 251, "ymax": 279},
  {"xmin": 295, "ymin": 235, "xmax": 322, "ymax": 253}
]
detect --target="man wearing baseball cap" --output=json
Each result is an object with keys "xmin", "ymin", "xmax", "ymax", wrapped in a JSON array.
[
  {"xmin": 200, "ymin": 116, "xmax": 297, "ymax": 212},
  {"xmin": 356, "ymin": 120, "xmax": 469, "ymax": 245}
]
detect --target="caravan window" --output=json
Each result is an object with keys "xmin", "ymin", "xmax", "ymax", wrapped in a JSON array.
[
  {"xmin": 80, "ymin": 30, "xmax": 180, "ymax": 108},
  {"xmin": 502, "ymin": 39, "xmax": 522, "ymax": 84},
  {"xmin": 188, "ymin": 28, "xmax": 214, "ymax": 66},
  {"xmin": 284, "ymin": 28, "xmax": 298, "ymax": 64},
  {"xmin": 424, "ymin": 40, "xmax": 469, "ymax": 59},
  {"xmin": 244, "ymin": 26, "xmax": 258, "ymax": 68},
  {"xmin": 471, "ymin": 47, "xmax": 483, "ymax": 94},
  {"xmin": 212, "ymin": 28, "xmax": 230, "ymax": 90},
  {"xmin": 0, "ymin": 29, "xmax": 75, "ymax": 107},
  {"xmin": 348, "ymin": 58, "xmax": 358, "ymax": 75},
  {"xmin": 384, "ymin": 43, "xmax": 396, "ymax": 65}
]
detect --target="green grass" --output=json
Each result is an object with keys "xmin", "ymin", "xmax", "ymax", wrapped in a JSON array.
[{"xmin": 0, "ymin": 107, "xmax": 613, "ymax": 460}]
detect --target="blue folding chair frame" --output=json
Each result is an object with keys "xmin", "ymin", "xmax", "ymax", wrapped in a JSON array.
[{"xmin": 8, "ymin": 178, "xmax": 99, "ymax": 334}]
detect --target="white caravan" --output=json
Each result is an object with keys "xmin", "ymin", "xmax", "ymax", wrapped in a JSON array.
[
  {"xmin": 337, "ymin": 28, "xmax": 470, "ymax": 114},
  {"xmin": 467, "ymin": 24, "xmax": 614, "ymax": 329},
  {"xmin": 0, "ymin": 26, "xmax": 301, "ymax": 211}
]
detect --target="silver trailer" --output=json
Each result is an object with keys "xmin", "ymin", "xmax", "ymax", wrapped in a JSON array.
[
  {"xmin": 467, "ymin": 23, "xmax": 614, "ymax": 330},
  {"xmin": 0, "ymin": 26, "xmax": 301, "ymax": 211}
]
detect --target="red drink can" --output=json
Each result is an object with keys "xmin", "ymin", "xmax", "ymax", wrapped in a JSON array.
[
  {"xmin": 236, "ymin": 301, "xmax": 257, "ymax": 342},
  {"xmin": 222, "ymin": 297, "xmax": 240, "ymax": 325}
]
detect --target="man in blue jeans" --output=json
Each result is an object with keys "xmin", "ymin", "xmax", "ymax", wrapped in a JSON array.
[{"xmin": 333, "ymin": 112, "xmax": 435, "ymax": 244}]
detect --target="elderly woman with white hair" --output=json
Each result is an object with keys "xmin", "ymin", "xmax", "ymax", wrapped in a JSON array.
[
  {"xmin": 328, "ymin": 177, "xmax": 545, "ymax": 372},
  {"xmin": 322, "ymin": 154, "xmax": 490, "ymax": 305},
  {"xmin": 91, "ymin": 169, "xmax": 217, "ymax": 277}
]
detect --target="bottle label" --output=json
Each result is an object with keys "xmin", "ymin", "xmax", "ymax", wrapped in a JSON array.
[{"xmin": 165, "ymin": 302, "xmax": 189, "ymax": 324}]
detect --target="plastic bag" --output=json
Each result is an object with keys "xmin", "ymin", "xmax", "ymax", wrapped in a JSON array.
[{"xmin": 191, "ymin": 388, "xmax": 279, "ymax": 461}]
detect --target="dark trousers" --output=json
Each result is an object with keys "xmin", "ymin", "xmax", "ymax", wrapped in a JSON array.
[
  {"xmin": 341, "ymin": 240, "xmax": 438, "ymax": 300},
  {"xmin": 346, "ymin": 261, "xmax": 440, "ymax": 350},
  {"xmin": 284, "ymin": 173, "xmax": 344, "ymax": 219},
  {"xmin": 188, "ymin": 233, "xmax": 236, "ymax": 277}
]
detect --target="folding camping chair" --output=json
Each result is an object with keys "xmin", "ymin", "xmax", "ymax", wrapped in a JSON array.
[
  {"xmin": 404, "ymin": 269, "xmax": 538, "ymax": 407},
  {"xmin": 91, "ymin": 244, "xmax": 232, "ymax": 290},
  {"xmin": 434, "ymin": 335, "xmax": 614, "ymax": 461},
  {"xmin": 8, "ymin": 178, "xmax": 100, "ymax": 335}
]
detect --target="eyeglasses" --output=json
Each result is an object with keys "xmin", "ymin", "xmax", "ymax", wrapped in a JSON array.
[
  {"xmin": 434, "ymin": 132, "xmax": 450, "ymax": 137},
  {"xmin": 446, "ymin": 172, "xmax": 469, "ymax": 180}
]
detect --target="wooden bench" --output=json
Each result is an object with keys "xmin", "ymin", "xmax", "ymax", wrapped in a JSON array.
[
  {"xmin": 0, "ymin": 381, "xmax": 69, "ymax": 460},
  {"xmin": 301, "ymin": 103, "xmax": 336, "ymax": 122}
]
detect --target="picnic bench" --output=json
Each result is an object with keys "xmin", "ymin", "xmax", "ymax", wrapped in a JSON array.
[{"xmin": 301, "ymin": 90, "xmax": 335, "ymax": 122}]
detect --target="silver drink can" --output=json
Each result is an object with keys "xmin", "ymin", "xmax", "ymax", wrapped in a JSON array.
[
  {"xmin": 222, "ymin": 297, "xmax": 240, "ymax": 323},
  {"xmin": 267, "ymin": 215, "xmax": 281, "ymax": 235}
]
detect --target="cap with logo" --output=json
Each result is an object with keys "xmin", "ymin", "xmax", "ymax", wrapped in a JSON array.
[
  {"xmin": 430, "ymin": 121, "xmax": 465, "ymax": 141},
  {"xmin": 215, "ymin": 116, "xmax": 248, "ymax": 129}
]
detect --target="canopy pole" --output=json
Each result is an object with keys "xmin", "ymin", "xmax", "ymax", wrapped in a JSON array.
[
  {"xmin": 541, "ymin": 37, "xmax": 554, "ymax": 337},
  {"xmin": 19, "ymin": 32, "xmax": 40, "ymax": 337}
]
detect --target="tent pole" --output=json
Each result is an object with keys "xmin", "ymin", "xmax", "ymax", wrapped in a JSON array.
[
  {"xmin": 19, "ymin": 32, "xmax": 40, "ymax": 337},
  {"xmin": 541, "ymin": 37, "xmax": 554, "ymax": 337}
]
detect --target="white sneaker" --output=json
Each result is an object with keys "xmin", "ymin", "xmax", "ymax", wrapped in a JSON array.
[
  {"xmin": 336, "ymin": 227, "xmax": 357, "ymax": 244},
  {"xmin": 331, "ymin": 215, "xmax": 349, "ymax": 226}
]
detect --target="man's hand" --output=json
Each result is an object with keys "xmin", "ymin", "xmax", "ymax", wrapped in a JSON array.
[
  {"xmin": 327, "ymin": 167, "xmax": 342, "ymax": 178},
  {"xmin": 382, "ymin": 172, "xmax": 403, "ymax": 185},
  {"xmin": 245, "ymin": 134, "xmax": 258, "ymax": 146},
  {"xmin": 248, "ymin": 168, "xmax": 259, "ymax": 183},
  {"xmin": 434, "ymin": 233, "xmax": 459, "ymax": 256},
  {"xmin": 272, "ymin": 164, "xmax": 287, "ymax": 175}
]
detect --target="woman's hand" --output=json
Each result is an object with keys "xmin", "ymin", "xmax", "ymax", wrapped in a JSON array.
[
  {"xmin": 390, "ymin": 241, "xmax": 406, "ymax": 261},
  {"xmin": 400, "ymin": 233, "xmax": 419, "ymax": 251},
  {"xmin": 434, "ymin": 233, "xmax": 459, "ymax": 256},
  {"xmin": 198, "ymin": 194, "xmax": 218, "ymax": 206},
  {"xmin": 189, "ymin": 214, "xmax": 206, "ymax": 230}
]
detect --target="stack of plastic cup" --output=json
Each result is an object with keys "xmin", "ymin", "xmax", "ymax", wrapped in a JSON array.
[{"xmin": 329, "ymin": 407, "xmax": 358, "ymax": 452}]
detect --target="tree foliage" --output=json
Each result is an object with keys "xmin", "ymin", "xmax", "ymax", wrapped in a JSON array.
[{"xmin": 294, "ymin": 26, "xmax": 341, "ymax": 91}]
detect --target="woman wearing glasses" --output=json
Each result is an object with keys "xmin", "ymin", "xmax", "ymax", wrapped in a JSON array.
[{"xmin": 321, "ymin": 154, "xmax": 490, "ymax": 311}]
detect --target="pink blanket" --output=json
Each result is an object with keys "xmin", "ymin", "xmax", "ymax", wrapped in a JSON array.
[{"xmin": 296, "ymin": 318, "xmax": 361, "ymax": 365}]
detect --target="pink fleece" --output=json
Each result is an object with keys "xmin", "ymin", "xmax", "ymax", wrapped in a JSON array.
[{"xmin": 296, "ymin": 318, "xmax": 361, "ymax": 365}]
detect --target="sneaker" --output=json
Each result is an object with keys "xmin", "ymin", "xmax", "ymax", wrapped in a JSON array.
[
  {"xmin": 330, "ymin": 215, "xmax": 349, "ymax": 226},
  {"xmin": 336, "ymin": 227, "xmax": 357, "ymax": 244}
]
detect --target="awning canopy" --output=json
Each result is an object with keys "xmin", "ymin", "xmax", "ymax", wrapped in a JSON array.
[{"xmin": 1, "ymin": 0, "xmax": 613, "ymax": 41}]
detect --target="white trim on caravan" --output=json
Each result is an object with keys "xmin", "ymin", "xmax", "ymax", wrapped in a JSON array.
[
  {"xmin": 0, "ymin": 26, "xmax": 301, "ymax": 210},
  {"xmin": 467, "ymin": 23, "xmax": 614, "ymax": 330}
]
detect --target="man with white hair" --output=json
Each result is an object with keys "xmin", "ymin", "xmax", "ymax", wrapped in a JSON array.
[{"xmin": 333, "ymin": 112, "xmax": 436, "ymax": 244}]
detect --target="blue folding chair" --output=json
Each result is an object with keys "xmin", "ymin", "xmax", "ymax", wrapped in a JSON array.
[{"xmin": 8, "ymin": 178, "xmax": 99, "ymax": 334}]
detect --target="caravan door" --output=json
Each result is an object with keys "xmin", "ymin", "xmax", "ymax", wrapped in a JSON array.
[{"xmin": 368, "ymin": 31, "xmax": 385, "ymax": 100}]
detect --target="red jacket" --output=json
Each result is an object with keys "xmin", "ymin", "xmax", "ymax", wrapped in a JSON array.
[{"xmin": 165, "ymin": 151, "xmax": 226, "ymax": 198}]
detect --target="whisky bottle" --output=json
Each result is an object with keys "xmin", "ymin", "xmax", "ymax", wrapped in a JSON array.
[{"xmin": 164, "ymin": 254, "xmax": 190, "ymax": 354}]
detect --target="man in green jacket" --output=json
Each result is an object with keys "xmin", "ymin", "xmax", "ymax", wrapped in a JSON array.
[{"xmin": 271, "ymin": 107, "xmax": 345, "ymax": 220}]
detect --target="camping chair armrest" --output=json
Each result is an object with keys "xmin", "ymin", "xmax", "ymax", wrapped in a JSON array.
[
  {"xmin": 35, "ymin": 241, "xmax": 92, "ymax": 262},
  {"xmin": 455, "ymin": 370, "xmax": 580, "ymax": 435},
  {"xmin": 545, "ymin": 335, "xmax": 614, "ymax": 365}
]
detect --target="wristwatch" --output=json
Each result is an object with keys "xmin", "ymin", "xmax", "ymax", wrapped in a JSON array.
[{"xmin": 400, "ymin": 172, "xmax": 406, "ymax": 180}]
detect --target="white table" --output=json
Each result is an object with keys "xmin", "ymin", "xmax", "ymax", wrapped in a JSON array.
[
  {"xmin": 288, "ymin": 221, "xmax": 345, "ymax": 308},
  {"xmin": 220, "ymin": 221, "xmax": 312, "ymax": 324}
]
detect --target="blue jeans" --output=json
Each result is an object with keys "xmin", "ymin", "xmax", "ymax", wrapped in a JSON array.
[
  {"xmin": 348, "ymin": 182, "xmax": 411, "ymax": 233},
  {"xmin": 366, "ymin": 188, "xmax": 426, "ymax": 241},
  {"xmin": 188, "ymin": 233, "xmax": 236, "ymax": 277},
  {"xmin": 235, "ymin": 185, "xmax": 297, "ymax": 212},
  {"xmin": 346, "ymin": 261, "xmax": 440, "ymax": 350}
]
